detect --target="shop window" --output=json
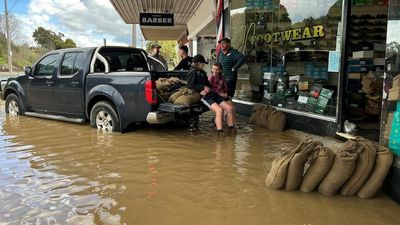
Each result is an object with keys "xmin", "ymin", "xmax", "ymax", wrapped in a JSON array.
[{"xmin": 231, "ymin": 0, "xmax": 342, "ymax": 118}]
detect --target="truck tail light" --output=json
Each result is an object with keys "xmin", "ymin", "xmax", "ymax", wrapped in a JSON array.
[{"xmin": 145, "ymin": 80, "xmax": 158, "ymax": 105}]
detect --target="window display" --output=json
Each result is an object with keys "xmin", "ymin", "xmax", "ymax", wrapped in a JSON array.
[{"xmin": 231, "ymin": 0, "xmax": 342, "ymax": 117}]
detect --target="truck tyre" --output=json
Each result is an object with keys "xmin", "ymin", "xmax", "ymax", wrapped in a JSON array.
[
  {"xmin": 90, "ymin": 101, "xmax": 121, "ymax": 132},
  {"xmin": 5, "ymin": 93, "xmax": 25, "ymax": 116}
]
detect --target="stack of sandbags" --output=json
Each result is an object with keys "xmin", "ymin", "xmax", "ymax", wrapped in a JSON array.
[
  {"xmin": 300, "ymin": 146, "xmax": 335, "ymax": 192},
  {"xmin": 249, "ymin": 105, "xmax": 286, "ymax": 131},
  {"xmin": 265, "ymin": 136, "xmax": 394, "ymax": 199},
  {"xmin": 357, "ymin": 146, "xmax": 393, "ymax": 198},
  {"xmin": 265, "ymin": 139, "xmax": 321, "ymax": 190},
  {"xmin": 156, "ymin": 77, "xmax": 187, "ymax": 101}
]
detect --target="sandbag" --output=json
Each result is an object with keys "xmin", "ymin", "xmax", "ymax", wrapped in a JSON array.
[
  {"xmin": 268, "ymin": 110, "xmax": 286, "ymax": 131},
  {"xmin": 300, "ymin": 146, "xmax": 334, "ymax": 192},
  {"xmin": 156, "ymin": 77, "xmax": 186, "ymax": 92},
  {"xmin": 357, "ymin": 147, "xmax": 394, "ymax": 199},
  {"xmin": 340, "ymin": 138, "xmax": 377, "ymax": 196},
  {"xmin": 265, "ymin": 139, "xmax": 315, "ymax": 190},
  {"xmin": 318, "ymin": 140, "xmax": 358, "ymax": 196},
  {"xmin": 249, "ymin": 105, "xmax": 265, "ymax": 124},
  {"xmin": 285, "ymin": 142, "xmax": 319, "ymax": 191},
  {"xmin": 255, "ymin": 106, "xmax": 274, "ymax": 128},
  {"xmin": 169, "ymin": 89, "xmax": 185, "ymax": 103},
  {"xmin": 156, "ymin": 78, "xmax": 171, "ymax": 90},
  {"xmin": 174, "ymin": 93, "xmax": 201, "ymax": 106}
]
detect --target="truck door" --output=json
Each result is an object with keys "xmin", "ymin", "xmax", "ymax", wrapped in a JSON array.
[
  {"xmin": 53, "ymin": 51, "xmax": 85, "ymax": 116},
  {"xmin": 26, "ymin": 53, "xmax": 59, "ymax": 112}
]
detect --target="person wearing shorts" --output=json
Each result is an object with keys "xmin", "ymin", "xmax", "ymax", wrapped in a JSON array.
[
  {"xmin": 187, "ymin": 55, "xmax": 234, "ymax": 133},
  {"xmin": 208, "ymin": 62, "xmax": 237, "ymax": 126}
]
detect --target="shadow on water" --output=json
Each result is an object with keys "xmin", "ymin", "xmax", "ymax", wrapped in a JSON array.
[{"xmin": 0, "ymin": 104, "xmax": 399, "ymax": 225}]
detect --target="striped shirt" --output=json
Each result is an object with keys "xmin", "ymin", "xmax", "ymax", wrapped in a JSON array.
[{"xmin": 217, "ymin": 48, "xmax": 245, "ymax": 81}]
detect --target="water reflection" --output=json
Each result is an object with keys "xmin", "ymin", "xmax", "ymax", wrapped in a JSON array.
[{"xmin": 0, "ymin": 103, "xmax": 399, "ymax": 224}]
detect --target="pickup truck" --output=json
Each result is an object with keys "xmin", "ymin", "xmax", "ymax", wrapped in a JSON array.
[{"xmin": 0, "ymin": 46, "xmax": 206, "ymax": 132}]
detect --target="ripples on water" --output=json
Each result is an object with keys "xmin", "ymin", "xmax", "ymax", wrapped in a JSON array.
[{"xmin": 0, "ymin": 102, "xmax": 399, "ymax": 225}]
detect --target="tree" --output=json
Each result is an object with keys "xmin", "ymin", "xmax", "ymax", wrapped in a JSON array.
[
  {"xmin": 0, "ymin": 13, "xmax": 22, "ymax": 44},
  {"xmin": 32, "ymin": 27, "xmax": 77, "ymax": 50},
  {"xmin": 64, "ymin": 39, "xmax": 77, "ymax": 48}
]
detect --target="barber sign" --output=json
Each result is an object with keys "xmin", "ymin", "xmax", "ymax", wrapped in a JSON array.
[{"xmin": 140, "ymin": 13, "xmax": 174, "ymax": 26}]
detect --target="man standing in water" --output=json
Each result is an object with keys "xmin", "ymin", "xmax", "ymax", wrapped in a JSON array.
[
  {"xmin": 150, "ymin": 44, "xmax": 168, "ymax": 70},
  {"xmin": 217, "ymin": 37, "xmax": 245, "ymax": 98}
]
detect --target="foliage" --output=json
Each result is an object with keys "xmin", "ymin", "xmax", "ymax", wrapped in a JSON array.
[
  {"xmin": 32, "ymin": 27, "xmax": 77, "ymax": 50},
  {"xmin": 145, "ymin": 40, "xmax": 178, "ymax": 69},
  {"xmin": 0, "ymin": 34, "xmax": 43, "ymax": 71}
]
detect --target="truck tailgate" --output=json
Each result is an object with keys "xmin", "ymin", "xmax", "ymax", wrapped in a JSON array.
[{"xmin": 158, "ymin": 102, "xmax": 207, "ymax": 114}]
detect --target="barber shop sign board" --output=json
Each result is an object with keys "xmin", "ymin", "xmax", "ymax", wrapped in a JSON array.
[{"xmin": 140, "ymin": 13, "xmax": 174, "ymax": 26}]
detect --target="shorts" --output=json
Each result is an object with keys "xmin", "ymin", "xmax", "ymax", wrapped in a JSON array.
[
  {"xmin": 201, "ymin": 91, "xmax": 224, "ymax": 108},
  {"xmin": 226, "ymin": 80, "xmax": 237, "ymax": 97}
]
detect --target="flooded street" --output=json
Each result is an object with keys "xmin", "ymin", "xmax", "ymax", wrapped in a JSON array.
[{"xmin": 0, "ymin": 101, "xmax": 399, "ymax": 225}]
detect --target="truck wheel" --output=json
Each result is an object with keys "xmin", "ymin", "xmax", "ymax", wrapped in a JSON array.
[
  {"xmin": 5, "ymin": 93, "xmax": 25, "ymax": 116},
  {"xmin": 90, "ymin": 101, "xmax": 121, "ymax": 132}
]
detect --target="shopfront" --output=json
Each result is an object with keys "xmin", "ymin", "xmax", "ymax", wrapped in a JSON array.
[
  {"xmin": 228, "ymin": 0, "xmax": 390, "ymax": 138},
  {"xmin": 228, "ymin": 0, "xmax": 399, "ymax": 203}
]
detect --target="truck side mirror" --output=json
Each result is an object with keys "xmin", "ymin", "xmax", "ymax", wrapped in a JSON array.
[{"xmin": 24, "ymin": 66, "xmax": 32, "ymax": 76}]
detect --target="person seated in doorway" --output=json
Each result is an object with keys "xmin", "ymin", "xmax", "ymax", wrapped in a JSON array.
[
  {"xmin": 187, "ymin": 54, "xmax": 235, "ymax": 133},
  {"xmin": 174, "ymin": 45, "xmax": 192, "ymax": 70},
  {"xmin": 149, "ymin": 44, "xmax": 168, "ymax": 70},
  {"xmin": 208, "ymin": 62, "xmax": 237, "ymax": 126}
]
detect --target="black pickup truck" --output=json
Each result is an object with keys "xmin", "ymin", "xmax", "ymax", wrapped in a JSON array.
[{"xmin": 0, "ymin": 46, "xmax": 206, "ymax": 132}]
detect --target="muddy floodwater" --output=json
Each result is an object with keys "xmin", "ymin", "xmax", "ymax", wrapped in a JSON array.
[{"xmin": 0, "ymin": 101, "xmax": 399, "ymax": 225}]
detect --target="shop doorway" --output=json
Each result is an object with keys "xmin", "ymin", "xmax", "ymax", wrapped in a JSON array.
[{"xmin": 344, "ymin": 0, "xmax": 388, "ymax": 141}]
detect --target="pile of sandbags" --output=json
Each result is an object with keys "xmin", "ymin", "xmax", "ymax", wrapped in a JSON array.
[
  {"xmin": 265, "ymin": 137, "xmax": 394, "ymax": 199},
  {"xmin": 249, "ymin": 105, "xmax": 286, "ymax": 131},
  {"xmin": 156, "ymin": 77, "xmax": 187, "ymax": 101},
  {"xmin": 169, "ymin": 87, "xmax": 201, "ymax": 106}
]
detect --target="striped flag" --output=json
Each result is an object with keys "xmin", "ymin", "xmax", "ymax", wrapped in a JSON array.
[{"xmin": 216, "ymin": 0, "xmax": 224, "ymax": 56}]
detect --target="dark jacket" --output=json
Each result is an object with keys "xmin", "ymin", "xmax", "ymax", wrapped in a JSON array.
[
  {"xmin": 187, "ymin": 68, "xmax": 211, "ymax": 93},
  {"xmin": 174, "ymin": 56, "xmax": 192, "ymax": 70}
]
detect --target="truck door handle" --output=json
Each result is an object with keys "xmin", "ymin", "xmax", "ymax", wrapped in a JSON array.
[
  {"xmin": 46, "ymin": 81, "xmax": 54, "ymax": 86},
  {"xmin": 71, "ymin": 81, "xmax": 80, "ymax": 87}
]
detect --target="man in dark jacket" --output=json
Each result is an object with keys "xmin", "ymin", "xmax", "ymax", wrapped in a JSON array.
[
  {"xmin": 217, "ymin": 37, "xmax": 245, "ymax": 98},
  {"xmin": 174, "ymin": 45, "xmax": 192, "ymax": 70}
]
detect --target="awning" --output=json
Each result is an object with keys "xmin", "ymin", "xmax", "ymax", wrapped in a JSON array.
[
  {"xmin": 187, "ymin": 0, "xmax": 216, "ymax": 39},
  {"xmin": 110, "ymin": 0, "xmax": 206, "ymax": 40}
]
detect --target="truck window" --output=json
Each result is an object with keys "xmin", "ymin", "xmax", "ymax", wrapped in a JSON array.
[
  {"xmin": 60, "ymin": 52, "xmax": 84, "ymax": 76},
  {"xmin": 34, "ymin": 54, "xmax": 59, "ymax": 76},
  {"xmin": 97, "ymin": 49, "xmax": 150, "ymax": 73}
]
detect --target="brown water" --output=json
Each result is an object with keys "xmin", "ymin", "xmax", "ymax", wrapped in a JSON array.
[{"xmin": 0, "ymin": 101, "xmax": 399, "ymax": 225}]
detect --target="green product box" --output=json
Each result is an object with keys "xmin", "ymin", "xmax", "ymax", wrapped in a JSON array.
[
  {"xmin": 317, "ymin": 96, "xmax": 330, "ymax": 108},
  {"xmin": 307, "ymin": 97, "xmax": 318, "ymax": 105},
  {"xmin": 320, "ymin": 88, "xmax": 334, "ymax": 99}
]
